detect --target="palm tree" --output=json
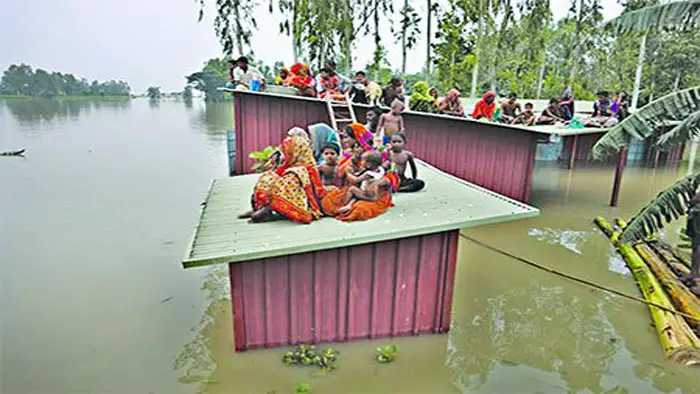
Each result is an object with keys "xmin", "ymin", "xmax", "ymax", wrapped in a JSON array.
[{"xmin": 592, "ymin": 1, "xmax": 700, "ymax": 285}]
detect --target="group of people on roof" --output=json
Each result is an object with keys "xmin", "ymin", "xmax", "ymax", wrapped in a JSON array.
[
  {"xmin": 240, "ymin": 119, "xmax": 425, "ymax": 225},
  {"xmin": 226, "ymin": 56, "xmax": 631, "ymax": 130}
]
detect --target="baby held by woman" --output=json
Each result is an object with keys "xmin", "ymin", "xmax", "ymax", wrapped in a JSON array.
[{"xmin": 338, "ymin": 151, "xmax": 390, "ymax": 214}]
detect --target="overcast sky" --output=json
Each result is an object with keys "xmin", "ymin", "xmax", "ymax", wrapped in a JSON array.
[{"xmin": 0, "ymin": 0, "xmax": 623, "ymax": 93}]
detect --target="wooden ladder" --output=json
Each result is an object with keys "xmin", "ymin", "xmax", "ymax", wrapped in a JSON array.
[{"xmin": 326, "ymin": 93, "xmax": 357, "ymax": 131}]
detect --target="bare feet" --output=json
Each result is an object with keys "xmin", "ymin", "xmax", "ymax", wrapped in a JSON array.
[
  {"xmin": 238, "ymin": 210, "xmax": 254, "ymax": 219},
  {"xmin": 338, "ymin": 204, "xmax": 353, "ymax": 215}
]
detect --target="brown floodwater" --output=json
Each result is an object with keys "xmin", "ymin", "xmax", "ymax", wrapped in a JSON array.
[{"xmin": 1, "ymin": 98, "xmax": 698, "ymax": 394}]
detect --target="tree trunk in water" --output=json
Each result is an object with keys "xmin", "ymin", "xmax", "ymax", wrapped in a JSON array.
[
  {"xmin": 631, "ymin": 34, "xmax": 647, "ymax": 111},
  {"xmin": 536, "ymin": 62, "xmax": 545, "ymax": 99},
  {"xmin": 426, "ymin": 0, "xmax": 432, "ymax": 79},
  {"xmin": 594, "ymin": 217, "xmax": 700, "ymax": 364},
  {"xmin": 635, "ymin": 243, "xmax": 700, "ymax": 334},
  {"xmin": 470, "ymin": 0, "xmax": 483, "ymax": 98}
]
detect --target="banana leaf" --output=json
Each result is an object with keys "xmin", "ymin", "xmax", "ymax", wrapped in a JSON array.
[
  {"xmin": 656, "ymin": 110, "xmax": 700, "ymax": 149},
  {"xmin": 618, "ymin": 172, "xmax": 700, "ymax": 243},
  {"xmin": 592, "ymin": 86, "xmax": 700, "ymax": 159},
  {"xmin": 604, "ymin": 1, "xmax": 700, "ymax": 34}
]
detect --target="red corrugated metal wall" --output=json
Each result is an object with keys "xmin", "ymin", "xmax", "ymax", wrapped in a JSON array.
[
  {"xmin": 229, "ymin": 230, "xmax": 459, "ymax": 351},
  {"xmin": 234, "ymin": 93, "xmax": 329, "ymax": 174},
  {"xmin": 233, "ymin": 92, "xmax": 539, "ymax": 202}
]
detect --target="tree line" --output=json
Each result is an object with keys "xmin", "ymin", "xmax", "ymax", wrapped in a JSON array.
[
  {"xmin": 0, "ymin": 64, "xmax": 132, "ymax": 98},
  {"xmin": 198, "ymin": 0, "xmax": 700, "ymax": 103}
]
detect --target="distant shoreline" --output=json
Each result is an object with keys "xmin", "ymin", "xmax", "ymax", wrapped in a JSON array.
[{"xmin": 0, "ymin": 94, "xmax": 132, "ymax": 101}]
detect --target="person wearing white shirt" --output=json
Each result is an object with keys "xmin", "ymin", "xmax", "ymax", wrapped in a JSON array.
[{"xmin": 231, "ymin": 56, "xmax": 265, "ymax": 91}]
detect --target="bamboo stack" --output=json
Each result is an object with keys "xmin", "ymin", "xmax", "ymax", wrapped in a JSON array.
[{"xmin": 594, "ymin": 216, "xmax": 700, "ymax": 366}]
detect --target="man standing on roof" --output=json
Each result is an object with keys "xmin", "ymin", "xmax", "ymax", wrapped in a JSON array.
[
  {"xmin": 316, "ymin": 60, "xmax": 351, "ymax": 95},
  {"xmin": 231, "ymin": 56, "xmax": 265, "ymax": 91}
]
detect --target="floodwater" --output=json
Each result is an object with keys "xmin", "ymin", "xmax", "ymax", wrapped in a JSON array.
[{"xmin": 1, "ymin": 98, "xmax": 698, "ymax": 394}]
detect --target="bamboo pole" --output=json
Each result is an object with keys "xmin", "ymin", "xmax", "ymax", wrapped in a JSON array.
[
  {"xmin": 594, "ymin": 217, "xmax": 700, "ymax": 365},
  {"xmin": 649, "ymin": 242, "xmax": 692, "ymax": 278},
  {"xmin": 635, "ymin": 243, "xmax": 700, "ymax": 335}
]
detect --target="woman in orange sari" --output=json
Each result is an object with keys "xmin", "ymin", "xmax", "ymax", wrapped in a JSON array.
[
  {"xmin": 242, "ymin": 135, "xmax": 327, "ymax": 224},
  {"xmin": 322, "ymin": 123, "xmax": 399, "ymax": 222}
]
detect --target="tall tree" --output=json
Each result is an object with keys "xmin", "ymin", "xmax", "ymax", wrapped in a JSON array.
[
  {"xmin": 397, "ymin": 0, "xmax": 422, "ymax": 74},
  {"xmin": 196, "ymin": 0, "xmax": 258, "ymax": 56}
]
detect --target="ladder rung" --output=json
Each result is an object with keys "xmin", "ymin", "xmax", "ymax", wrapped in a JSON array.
[
  {"xmin": 331, "ymin": 103, "xmax": 348, "ymax": 107},
  {"xmin": 336, "ymin": 118, "xmax": 353, "ymax": 123}
]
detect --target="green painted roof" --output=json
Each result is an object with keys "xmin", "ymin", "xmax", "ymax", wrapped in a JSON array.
[{"xmin": 182, "ymin": 161, "xmax": 539, "ymax": 269}]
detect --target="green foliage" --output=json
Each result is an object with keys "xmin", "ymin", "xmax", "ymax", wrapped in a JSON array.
[
  {"xmin": 197, "ymin": 0, "xmax": 258, "ymax": 56},
  {"xmin": 605, "ymin": 0, "xmax": 700, "ymax": 34},
  {"xmin": 375, "ymin": 345, "xmax": 397, "ymax": 363},
  {"xmin": 432, "ymin": 3, "xmax": 474, "ymax": 93},
  {"xmin": 282, "ymin": 344, "xmax": 339, "ymax": 373},
  {"xmin": 0, "ymin": 63, "xmax": 131, "ymax": 98},
  {"xmin": 249, "ymin": 146, "xmax": 277, "ymax": 173},
  {"xmin": 183, "ymin": 86, "xmax": 193, "ymax": 100},
  {"xmin": 146, "ymin": 86, "xmax": 161, "ymax": 99},
  {"xmin": 617, "ymin": 172, "xmax": 700, "ymax": 243},
  {"xmin": 295, "ymin": 382, "xmax": 310, "ymax": 394}
]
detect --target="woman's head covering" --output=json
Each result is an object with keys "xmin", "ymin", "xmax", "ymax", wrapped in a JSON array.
[
  {"xmin": 308, "ymin": 123, "xmax": 341, "ymax": 162},
  {"xmin": 346, "ymin": 123, "xmax": 374, "ymax": 151},
  {"xmin": 287, "ymin": 126, "xmax": 310, "ymax": 141},
  {"xmin": 290, "ymin": 63, "xmax": 303, "ymax": 75},
  {"xmin": 447, "ymin": 89, "xmax": 461, "ymax": 102},
  {"xmin": 276, "ymin": 135, "xmax": 316, "ymax": 176},
  {"xmin": 412, "ymin": 81, "xmax": 429, "ymax": 96},
  {"xmin": 482, "ymin": 91, "xmax": 496, "ymax": 101}
]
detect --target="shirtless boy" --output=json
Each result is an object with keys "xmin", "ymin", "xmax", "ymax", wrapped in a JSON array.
[
  {"xmin": 377, "ymin": 99, "xmax": 405, "ymax": 145},
  {"xmin": 500, "ymin": 93, "xmax": 521, "ymax": 123},
  {"xmin": 338, "ymin": 151, "xmax": 388, "ymax": 214},
  {"xmin": 388, "ymin": 133, "xmax": 425, "ymax": 192},
  {"xmin": 511, "ymin": 102, "xmax": 536, "ymax": 126},
  {"xmin": 317, "ymin": 144, "xmax": 339, "ymax": 186}
]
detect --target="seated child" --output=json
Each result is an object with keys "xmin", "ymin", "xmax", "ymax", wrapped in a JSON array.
[
  {"xmin": 388, "ymin": 133, "xmax": 425, "ymax": 193},
  {"xmin": 537, "ymin": 99, "xmax": 565, "ymax": 125},
  {"xmin": 338, "ymin": 151, "xmax": 389, "ymax": 214},
  {"xmin": 511, "ymin": 102, "xmax": 536, "ymax": 126},
  {"xmin": 376, "ymin": 99, "xmax": 405, "ymax": 145},
  {"xmin": 317, "ymin": 144, "xmax": 340, "ymax": 187}
]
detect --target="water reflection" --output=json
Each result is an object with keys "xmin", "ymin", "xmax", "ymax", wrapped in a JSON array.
[
  {"xmin": 528, "ymin": 228, "xmax": 590, "ymax": 255},
  {"xmin": 3, "ymin": 98, "xmax": 130, "ymax": 126},
  {"xmin": 173, "ymin": 266, "xmax": 229, "ymax": 391},
  {"xmin": 447, "ymin": 239, "xmax": 697, "ymax": 394}
]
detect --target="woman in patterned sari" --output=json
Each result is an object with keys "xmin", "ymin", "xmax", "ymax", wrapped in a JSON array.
[
  {"xmin": 322, "ymin": 123, "xmax": 399, "ymax": 222},
  {"xmin": 241, "ymin": 135, "xmax": 327, "ymax": 224}
]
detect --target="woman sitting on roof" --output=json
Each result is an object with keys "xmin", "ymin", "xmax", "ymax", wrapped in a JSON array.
[
  {"xmin": 287, "ymin": 63, "xmax": 317, "ymax": 97},
  {"xmin": 239, "ymin": 134, "xmax": 327, "ymax": 224},
  {"xmin": 438, "ymin": 89, "xmax": 465, "ymax": 117},
  {"xmin": 317, "ymin": 67, "xmax": 346, "ymax": 101},
  {"xmin": 322, "ymin": 123, "xmax": 399, "ymax": 222},
  {"xmin": 471, "ymin": 91, "xmax": 496, "ymax": 120}
]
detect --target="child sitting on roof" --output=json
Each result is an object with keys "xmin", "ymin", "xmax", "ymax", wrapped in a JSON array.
[
  {"xmin": 338, "ymin": 151, "xmax": 390, "ymax": 214},
  {"xmin": 511, "ymin": 102, "xmax": 536, "ymax": 126},
  {"xmin": 537, "ymin": 99, "xmax": 566, "ymax": 125},
  {"xmin": 387, "ymin": 132, "xmax": 425, "ymax": 193},
  {"xmin": 317, "ymin": 144, "xmax": 340, "ymax": 187}
]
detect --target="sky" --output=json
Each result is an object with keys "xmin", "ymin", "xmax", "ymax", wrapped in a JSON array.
[{"xmin": 0, "ymin": 0, "xmax": 624, "ymax": 93}]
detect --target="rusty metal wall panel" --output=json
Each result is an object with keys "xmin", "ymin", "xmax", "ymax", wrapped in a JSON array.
[
  {"xmin": 234, "ymin": 93, "xmax": 329, "ymax": 174},
  {"xmin": 229, "ymin": 230, "xmax": 459, "ymax": 351},
  {"xmin": 233, "ymin": 93, "xmax": 539, "ymax": 202},
  {"xmin": 402, "ymin": 114, "xmax": 539, "ymax": 202}
]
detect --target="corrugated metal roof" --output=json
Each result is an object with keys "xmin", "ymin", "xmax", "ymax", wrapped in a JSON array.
[{"xmin": 182, "ymin": 160, "xmax": 539, "ymax": 269}]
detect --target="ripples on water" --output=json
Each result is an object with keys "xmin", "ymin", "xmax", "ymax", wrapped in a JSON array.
[{"xmin": 1, "ymin": 99, "xmax": 698, "ymax": 394}]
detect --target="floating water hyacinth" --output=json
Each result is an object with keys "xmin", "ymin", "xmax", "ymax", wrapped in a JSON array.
[
  {"xmin": 375, "ymin": 345, "xmax": 398, "ymax": 363},
  {"xmin": 282, "ymin": 345, "xmax": 339, "ymax": 373}
]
